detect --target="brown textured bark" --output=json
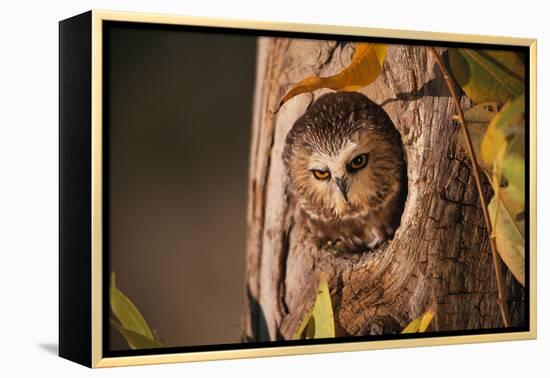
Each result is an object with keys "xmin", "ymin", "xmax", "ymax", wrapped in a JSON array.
[{"xmin": 242, "ymin": 38, "xmax": 524, "ymax": 342}]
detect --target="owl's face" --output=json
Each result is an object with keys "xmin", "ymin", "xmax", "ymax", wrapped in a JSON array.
[
  {"xmin": 289, "ymin": 129, "xmax": 402, "ymax": 219},
  {"xmin": 284, "ymin": 92, "xmax": 404, "ymax": 221}
]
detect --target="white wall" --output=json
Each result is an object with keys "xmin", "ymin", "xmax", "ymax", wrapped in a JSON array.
[{"xmin": 0, "ymin": 0, "xmax": 546, "ymax": 376}]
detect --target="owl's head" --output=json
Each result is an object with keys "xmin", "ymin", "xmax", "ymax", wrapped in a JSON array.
[{"xmin": 283, "ymin": 92, "xmax": 405, "ymax": 220}]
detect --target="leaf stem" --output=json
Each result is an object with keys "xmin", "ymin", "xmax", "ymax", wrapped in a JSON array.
[{"xmin": 428, "ymin": 47, "xmax": 510, "ymax": 327}]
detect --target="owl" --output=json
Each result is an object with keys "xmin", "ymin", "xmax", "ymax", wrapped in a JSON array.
[{"xmin": 283, "ymin": 92, "xmax": 406, "ymax": 252}]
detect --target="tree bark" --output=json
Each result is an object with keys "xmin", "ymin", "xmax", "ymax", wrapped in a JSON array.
[{"xmin": 242, "ymin": 38, "xmax": 525, "ymax": 342}]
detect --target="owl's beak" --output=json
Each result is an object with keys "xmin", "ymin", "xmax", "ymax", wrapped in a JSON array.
[{"xmin": 335, "ymin": 177, "xmax": 349, "ymax": 202}]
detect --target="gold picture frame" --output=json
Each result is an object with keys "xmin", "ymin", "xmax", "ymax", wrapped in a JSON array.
[{"xmin": 59, "ymin": 9, "xmax": 537, "ymax": 368}]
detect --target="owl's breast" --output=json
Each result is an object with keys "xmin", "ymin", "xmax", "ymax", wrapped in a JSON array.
[{"xmin": 302, "ymin": 208, "xmax": 392, "ymax": 252}]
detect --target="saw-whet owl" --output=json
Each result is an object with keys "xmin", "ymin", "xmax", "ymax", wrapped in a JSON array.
[{"xmin": 283, "ymin": 92, "xmax": 407, "ymax": 252}]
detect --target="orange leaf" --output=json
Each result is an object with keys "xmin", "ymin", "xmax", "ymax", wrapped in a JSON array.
[{"xmin": 278, "ymin": 43, "xmax": 387, "ymax": 109}]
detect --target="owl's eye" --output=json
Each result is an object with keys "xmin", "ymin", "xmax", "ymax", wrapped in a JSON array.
[
  {"xmin": 311, "ymin": 169, "xmax": 331, "ymax": 180},
  {"xmin": 348, "ymin": 153, "xmax": 368, "ymax": 171}
]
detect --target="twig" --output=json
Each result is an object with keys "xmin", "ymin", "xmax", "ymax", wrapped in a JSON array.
[{"xmin": 428, "ymin": 47, "xmax": 510, "ymax": 327}]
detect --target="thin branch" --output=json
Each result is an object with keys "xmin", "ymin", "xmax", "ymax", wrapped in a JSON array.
[{"xmin": 428, "ymin": 47, "xmax": 510, "ymax": 327}]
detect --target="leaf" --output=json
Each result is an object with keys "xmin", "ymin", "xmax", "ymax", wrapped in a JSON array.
[
  {"xmin": 152, "ymin": 328, "xmax": 163, "ymax": 344},
  {"xmin": 293, "ymin": 278, "xmax": 335, "ymax": 340},
  {"xmin": 479, "ymin": 97, "xmax": 525, "ymax": 286},
  {"xmin": 110, "ymin": 318, "xmax": 163, "ymax": 350},
  {"xmin": 110, "ymin": 272, "xmax": 155, "ymax": 341},
  {"xmin": 279, "ymin": 43, "xmax": 387, "ymax": 109},
  {"xmin": 401, "ymin": 309, "xmax": 435, "ymax": 333},
  {"xmin": 489, "ymin": 192, "xmax": 525, "ymax": 286},
  {"xmin": 507, "ymin": 125, "xmax": 526, "ymax": 157},
  {"xmin": 448, "ymin": 48, "xmax": 524, "ymax": 104},
  {"xmin": 481, "ymin": 94, "xmax": 525, "ymax": 166},
  {"xmin": 502, "ymin": 153, "xmax": 525, "ymax": 205},
  {"xmin": 459, "ymin": 102, "xmax": 501, "ymax": 174},
  {"xmin": 500, "ymin": 188, "xmax": 526, "ymax": 238}
]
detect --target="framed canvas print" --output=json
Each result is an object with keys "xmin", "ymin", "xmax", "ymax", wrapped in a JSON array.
[{"xmin": 59, "ymin": 10, "xmax": 537, "ymax": 368}]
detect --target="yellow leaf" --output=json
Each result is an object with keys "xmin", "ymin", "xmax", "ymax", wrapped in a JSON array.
[
  {"xmin": 500, "ymin": 188, "xmax": 525, "ymax": 239},
  {"xmin": 507, "ymin": 125, "xmax": 526, "ymax": 158},
  {"xmin": 110, "ymin": 319, "xmax": 163, "ymax": 350},
  {"xmin": 402, "ymin": 309, "xmax": 435, "ymax": 333},
  {"xmin": 448, "ymin": 49, "xmax": 525, "ymax": 104},
  {"xmin": 293, "ymin": 310, "xmax": 311, "ymax": 340},
  {"xmin": 481, "ymin": 95, "xmax": 525, "ymax": 167},
  {"xmin": 459, "ymin": 102, "xmax": 501, "ymax": 175},
  {"xmin": 489, "ymin": 191, "xmax": 525, "ymax": 286},
  {"xmin": 482, "ymin": 128, "xmax": 508, "ymax": 170},
  {"xmin": 110, "ymin": 272, "xmax": 155, "ymax": 341},
  {"xmin": 279, "ymin": 43, "xmax": 387, "ymax": 109},
  {"xmin": 502, "ymin": 153, "xmax": 525, "ymax": 205},
  {"xmin": 293, "ymin": 278, "xmax": 335, "ymax": 339}
]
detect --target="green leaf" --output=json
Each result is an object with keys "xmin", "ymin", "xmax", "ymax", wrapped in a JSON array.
[
  {"xmin": 110, "ymin": 318, "xmax": 163, "ymax": 350},
  {"xmin": 489, "ymin": 191, "xmax": 525, "ymax": 286},
  {"xmin": 293, "ymin": 279, "xmax": 335, "ymax": 340},
  {"xmin": 502, "ymin": 153, "xmax": 525, "ymax": 205},
  {"xmin": 448, "ymin": 48, "xmax": 524, "ymax": 104},
  {"xmin": 507, "ymin": 125, "xmax": 526, "ymax": 157},
  {"xmin": 459, "ymin": 102, "xmax": 501, "ymax": 175},
  {"xmin": 402, "ymin": 309, "xmax": 435, "ymax": 333},
  {"xmin": 110, "ymin": 272, "xmax": 155, "ymax": 340},
  {"xmin": 481, "ymin": 94, "xmax": 525, "ymax": 167}
]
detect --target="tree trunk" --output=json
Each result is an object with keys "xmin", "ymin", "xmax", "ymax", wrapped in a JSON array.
[{"xmin": 242, "ymin": 38, "xmax": 524, "ymax": 342}]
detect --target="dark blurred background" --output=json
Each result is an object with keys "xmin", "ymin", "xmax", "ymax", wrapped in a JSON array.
[{"xmin": 106, "ymin": 23, "xmax": 257, "ymax": 349}]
